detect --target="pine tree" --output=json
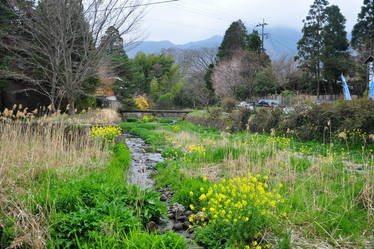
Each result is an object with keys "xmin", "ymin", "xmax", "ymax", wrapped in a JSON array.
[
  {"xmin": 217, "ymin": 20, "xmax": 248, "ymax": 60},
  {"xmin": 102, "ymin": 26, "xmax": 125, "ymax": 56},
  {"xmin": 296, "ymin": 0, "xmax": 329, "ymax": 97},
  {"xmin": 352, "ymin": 0, "xmax": 374, "ymax": 59},
  {"xmin": 321, "ymin": 5, "xmax": 350, "ymax": 94},
  {"xmin": 247, "ymin": 30, "xmax": 262, "ymax": 52}
]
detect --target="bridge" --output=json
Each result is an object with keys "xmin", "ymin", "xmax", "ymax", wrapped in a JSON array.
[{"xmin": 121, "ymin": 109, "xmax": 193, "ymax": 119}]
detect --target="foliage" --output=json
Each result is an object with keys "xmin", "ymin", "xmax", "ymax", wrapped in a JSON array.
[
  {"xmin": 217, "ymin": 20, "xmax": 248, "ymax": 60},
  {"xmin": 126, "ymin": 117, "xmax": 138, "ymax": 122},
  {"xmin": 89, "ymin": 125, "xmax": 122, "ymax": 144},
  {"xmin": 158, "ymin": 118, "xmax": 175, "ymax": 123},
  {"xmin": 157, "ymin": 92, "xmax": 174, "ymax": 107},
  {"xmin": 191, "ymin": 175, "xmax": 283, "ymax": 248},
  {"xmin": 75, "ymin": 95, "xmax": 97, "ymax": 112},
  {"xmin": 351, "ymin": 0, "xmax": 374, "ymax": 59},
  {"xmin": 102, "ymin": 26, "xmax": 125, "ymax": 56},
  {"xmin": 162, "ymin": 147, "xmax": 184, "ymax": 159},
  {"xmin": 248, "ymin": 107, "xmax": 284, "ymax": 133},
  {"xmin": 142, "ymin": 115, "xmax": 157, "ymax": 123},
  {"xmin": 296, "ymin": 0, "xmax": 351, "ymax": 96},
  {"xmin": 221, "ymin": 97, "xmax": 238, "ymax": 112},
  {"xmin": 33, "ymin": 143, "xmax": 167, "ymax": 247},
  {"xmin": 131, "ymin": 52, "xmax": 184, "ymax": 106},
  {"xmin": 296, "ymin": 0, "xmax": 329, "ymax": 95},
  {"xmin": 321, "ymin": 5, "xmax": 350, "ymax": 94},
  {"xmin": 253, "ymin": 68, "xmax": 279, "ymax": 96},
  {"xmin": 247, "ymin": 30, "xmax": 262, "ymax": 52},
  {"xmin": 83, "ymin": 229, "xmax": 187, "ymax": 249},
  {"xmin": 135, "ymin": 95, "xmax": 150, "ymax": 110},
  {"xmin": 173, "ymin": 177, "xmax": 211, "ymax": 209},
  {"xmin": 119, "ymin": 122, "xmax": 166, "ymax": 146}
]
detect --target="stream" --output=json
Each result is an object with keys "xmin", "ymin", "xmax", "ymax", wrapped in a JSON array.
[{"xmin": 124, "ymin": 134, "xmax": 197, "ymax": 248}]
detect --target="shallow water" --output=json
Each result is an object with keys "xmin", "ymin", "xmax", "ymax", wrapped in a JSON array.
[
  {"xmin": 124, "ymin": 134, "xmax": 163, "ymax": 189},
  {"xmin": 123, "ymin": 133, "xmax": 197, "ymax": 248}
]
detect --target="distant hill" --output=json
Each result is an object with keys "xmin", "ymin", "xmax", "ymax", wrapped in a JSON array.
[{"xmin": 126, "ymin": 27, "xmax": 302, "ymax": 59}]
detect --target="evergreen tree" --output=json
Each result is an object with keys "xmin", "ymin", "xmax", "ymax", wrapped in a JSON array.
[
  {"xmin": 352, "ymin": 0, "xmax": 374, "ymax": 59},
  {"xmin": 247, "ymin": 30, "xmax": 262, "ymax": 52},
  {"xmin": 217, "ymin": 20, "xmax": 248, "ymax": 60},
  {"xmin": 296, "ymin": 0, "xmax": 329, "ymax": 96},
  {"xmin": 149, "ymin": 77, "xmax": 159, "ymax": 100},
  {"xmin": 102, "ymin": 26, "xmax": 125, "ymax": 56},
  {"xmin": 321, "ymin": 5, "xmax": 350, "ymax": 94}
]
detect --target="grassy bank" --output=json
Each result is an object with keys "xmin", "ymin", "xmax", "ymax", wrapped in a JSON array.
[
  {"xmin": 0, "ymin": 111, "xmax": 187, "ymax": 248},
  {"xmin": 120, "ymin": 119, "xmax": 374, "ymax": 249}
]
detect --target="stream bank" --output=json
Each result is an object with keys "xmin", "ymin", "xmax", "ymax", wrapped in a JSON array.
[{"xmin": 123, "ymin": 134, "xmax": 197, "ymax": 248}]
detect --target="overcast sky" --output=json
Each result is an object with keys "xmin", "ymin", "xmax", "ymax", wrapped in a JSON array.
[{"xmin": 141, "ymin": 0, "xmax": 363, "ymax": 44}]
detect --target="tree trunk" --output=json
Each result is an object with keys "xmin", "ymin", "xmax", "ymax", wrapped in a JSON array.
[{"xmin": 68, "ymin": 96, "xmax": 75, "ymax": 115}]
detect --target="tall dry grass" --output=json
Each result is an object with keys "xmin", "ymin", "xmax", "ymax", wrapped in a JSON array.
[{"xmin": 0, "ymin": 107, "xmax": 115, "ymax": 248}]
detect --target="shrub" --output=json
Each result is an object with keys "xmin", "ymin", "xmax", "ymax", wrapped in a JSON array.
[
  {"xmin": 191, "ymin": 175, "xmax": 284, "ymax": 248},
  {"xmin": 142, "ymin": 115, "xmax": 157, "ymax": 122},
  {"xmin": 157, "ymin": 93, "xmax": 174, "ymax": 107},
  {"xmin": 76, "ymin": 95, "xmax": 97, "ymax": 111},
  {"xmin": 222, "ymin": 97, "xmax": 238, "ymax": 113},
  {"xmin": 158, "ymin": 118, "xmax": 175, "ymax": 123},
  {"xmin": 134, "ymin": 95, "xmax": 150, "ymax": 110},
  {"xmin": 89, "ymin": 125, "xmax": 122, "ymax": 145},
  {"xmin": 278, "ymin": 99, "xmax": 374, "ymax": 142},
  {"xmin": 172, "ymin": 177, "xmax": 211, "ymax": 209},
  {"xmin": 248, "ymin": 107, "xmax": 283, "ymax": 133},
  {"xmin": 162, "ymin": 147, "xmax": 184, "ymax": 159},
  {"xmin": 230, "ymin": 108, "xmax": 252, "ymax": 132},
  {"xmin": 126, "ymin": 117, "xmax": 138, "ymax": 122}
]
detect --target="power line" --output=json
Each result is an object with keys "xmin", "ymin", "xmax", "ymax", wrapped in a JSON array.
[
  {"xmin": 131, "ymin": 0, "xmax": 179, "ymax": 8},
  {"xmin": 86, "ymin": 0, "xmax": 179, "ymax": 13}
]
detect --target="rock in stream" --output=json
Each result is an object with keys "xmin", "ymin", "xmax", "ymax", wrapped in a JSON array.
[{"xmin": 123, "ymin": 134, "xmax": 198, "ymax": 248}]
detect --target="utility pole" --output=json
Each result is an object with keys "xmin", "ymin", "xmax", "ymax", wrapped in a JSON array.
[{"xmin": 256, "ymin": 18, "xmax": 268, "ymax": 52}]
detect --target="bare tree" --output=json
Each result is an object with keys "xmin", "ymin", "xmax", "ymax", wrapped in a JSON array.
[
  {"xmin": 179, "ymin": 71, "xmax": 210, "ymax": 107},
  {"xmin": 3, "ymin": 0, "xmax": 145, "ymax": 114},
  {"xmin": 272, "ymin": 55, "xmax": 301, "ymax": 90},
  {"xmin": 212, "ymin": 49, "xmax": 268, "ymax": 99},
  {"xmin": 163, "ymin": 47, "xmax": 217, "ymax": 76}
]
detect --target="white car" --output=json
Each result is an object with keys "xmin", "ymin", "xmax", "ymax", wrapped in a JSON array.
[{"xmin": 238, "ymin": 101, "xmax": 254, "ymax": 110}]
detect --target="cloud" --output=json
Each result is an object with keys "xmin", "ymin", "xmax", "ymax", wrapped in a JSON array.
[{"xmin": 142, "ymin": 0, "xmax": 363, "ymax": 43}]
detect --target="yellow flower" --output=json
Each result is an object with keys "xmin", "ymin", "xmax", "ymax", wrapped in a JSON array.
[
  {"xmin": 190, "ymin": 204, "xmax": 195, "ymax": 211},
  {"xmin": 189, "ymin": 191, "xmax": 194, "ymax": 197},
  {"xmin": 203, "ymin": 177, "xmax": 207, "ymax": 182},
  {"xmin": 199, "ymin": 194, "xmax": 207, "ymax": 201}
]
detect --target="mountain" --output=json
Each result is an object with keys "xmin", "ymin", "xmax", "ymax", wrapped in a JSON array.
[
  {"xmin": 126, "ymin": 27, "xmax": 302, "ymax": 59},
  {"xmin": 126, "ymin": 35, "xmax": 222, "ymax": 57}
]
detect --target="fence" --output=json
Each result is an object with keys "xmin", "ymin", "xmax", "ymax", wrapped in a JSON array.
[{"xmin": 252, "ymin": 94, "xmax": 359, "ymax": 106}]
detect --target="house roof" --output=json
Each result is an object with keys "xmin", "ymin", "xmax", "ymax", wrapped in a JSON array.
[{"xmin": 365, "ymin": 55, "xmax": 374, "ymax": 64}]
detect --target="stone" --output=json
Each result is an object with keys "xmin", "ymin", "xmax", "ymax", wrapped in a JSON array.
[
  {"xmin": 177, "ymin": 215, "xmax": 187, "ymax": 221},
  {"xmin": 173, "ymin": 222, "xmax": 184, "ymax": 231},
  {"xmin": 167, "ymin": 213, "xmax": 174, "ymax": 219},
  {"xmin": 183, "ymin": 221, "xmax": 190, "ymax": 229},
  {"xmin": 185, "ymin": 210, "xmax": 193, "ymax": 216},
  {"xmin": 160, "ymin": 195, "xmax": 167, "ymax": 202},
  {"xmin": 147, "ymin": 221, "xmax": 157, "ymax": 232}
]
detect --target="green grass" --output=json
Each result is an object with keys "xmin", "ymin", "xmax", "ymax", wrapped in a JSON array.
[
  {"xmin": 119, "ymin": 120, "xmax": 374, "ymax": 248},
  {"xmin": 26, "ymin": 143, "xmax": 172, "ymax": 248}
]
